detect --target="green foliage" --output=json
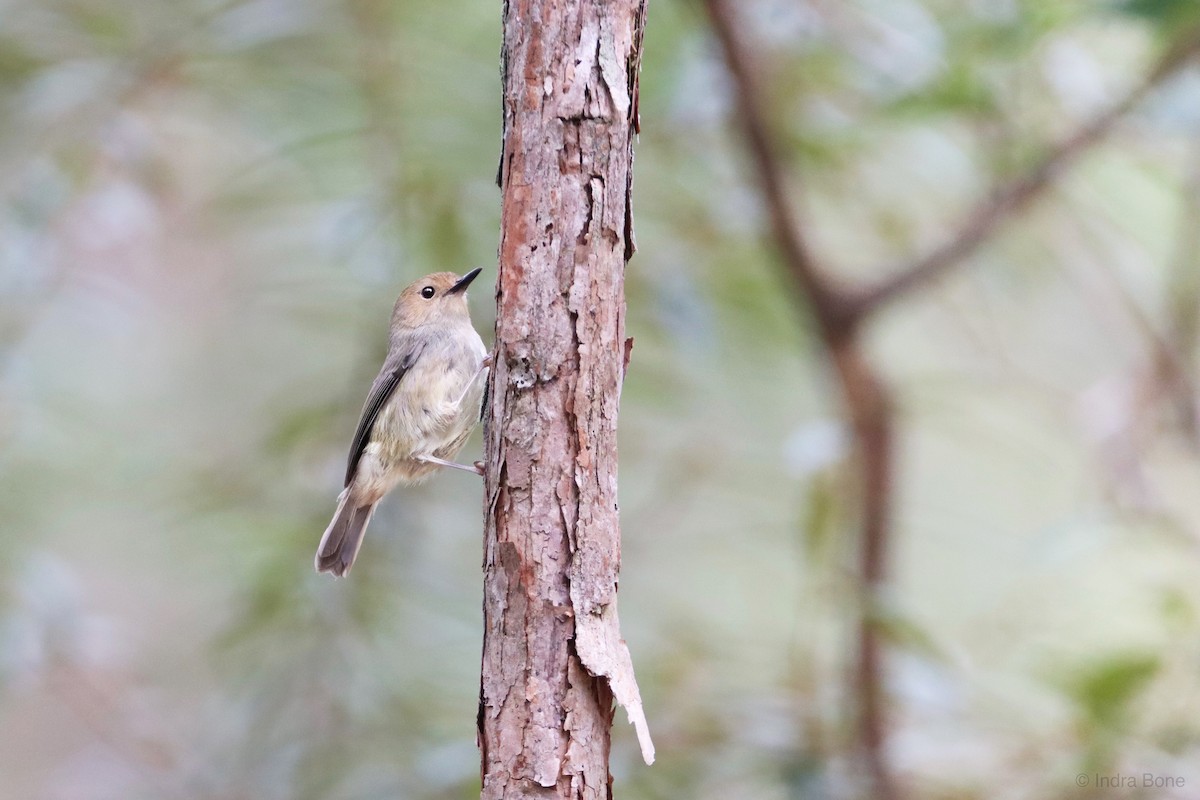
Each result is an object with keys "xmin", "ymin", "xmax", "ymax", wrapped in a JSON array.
[
  {"xmin": 801, "ymin": 472, "xmax": 842, "ymax": 561},
  {"xmin": 1061, "ymin": 652, "xmax": 1162, "ymax": 773},
  {"xmin": 1068, "ymin": 653, "xmax": 1160, "ymax": 731},
  {"xmin": 1118, "ymin": 0, "xmax": 1200, "ymax": 26},
  {"xmin": 888, "ymin": 66, "xmax": 997, "ymax": 117},
  {"xmin": 874, "ymin": 608, "xmax": 947, "ymax": 664}
]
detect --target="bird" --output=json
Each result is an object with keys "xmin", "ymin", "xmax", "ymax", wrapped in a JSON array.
[{"xmin": 315, "ymin": 267, "xmax": 490, "ymax": 577}]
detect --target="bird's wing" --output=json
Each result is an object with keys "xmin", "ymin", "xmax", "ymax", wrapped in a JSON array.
[{"xmin": 345, "ymin": 342, "xmax": 423, "ymax": 486}]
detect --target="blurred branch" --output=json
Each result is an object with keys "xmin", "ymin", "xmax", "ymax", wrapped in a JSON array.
[
  {"xmin": 47, "ymin": 664, "xmax": 177, "ymax": 786},
  {"xmin": 0, "ymin": 0, "xmax": 241, "ymax": 195},
  {"xmin": 1081, "ymin": 219, "xmax": 1200, "ymax": 449},
  {"xmin": 848, "ymin": 33, "xmax": 1200, "ymax": 320},
  {"xmin": 1159, "ymin": 145, "xmax": 1200, "ymax": 441},
  {"xmin": 704, "ymin": 2, "xmax": 898, "ymax": 798},
  {"xmin": 349, "ymin": 0, "xmax": 407, "ymax": 249},
  {"xmin": 703, "ymin": 0, "xmax": 857, "ymax": 340},
  {"xmin": 705, "ymin": 9, "xmax": 1200, "ymax": 795}
]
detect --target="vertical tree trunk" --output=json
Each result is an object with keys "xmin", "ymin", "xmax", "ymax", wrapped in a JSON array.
[{"xmin": 479, "ymin": 2, "xmax": 653, "ymax": 799}]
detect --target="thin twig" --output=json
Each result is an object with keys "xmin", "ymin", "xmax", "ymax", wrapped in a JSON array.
[
  {"xmin": 848, "ymin": 34, "xmax": 1200, "ymax": 320},
  {"xmin": 47, "ymin": 664, "xmax": 177, "ymax": 784},
  {"xmin": 1159, "ymin": 144, "xmax": 1200, "ymax": 441}
]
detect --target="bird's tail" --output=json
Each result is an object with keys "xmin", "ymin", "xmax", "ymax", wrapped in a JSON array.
[{"xmin": 315, "ymin": 489, "xmax": 377, "ymax": 577}]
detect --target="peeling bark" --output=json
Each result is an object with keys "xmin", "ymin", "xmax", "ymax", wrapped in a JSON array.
[{"xmin": 479, "ymin": 3, "xmax": 652, "ymax": 799}]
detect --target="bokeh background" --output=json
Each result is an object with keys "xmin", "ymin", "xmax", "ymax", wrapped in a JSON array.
[{"xmin": 3, "ymin": 0, "xmax": 1200, "ymax": 798}]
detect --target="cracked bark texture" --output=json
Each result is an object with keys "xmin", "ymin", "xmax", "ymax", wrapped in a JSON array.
[{"xmin": 479, "ymin": 2, "xmax": 652, "ymax": 799}]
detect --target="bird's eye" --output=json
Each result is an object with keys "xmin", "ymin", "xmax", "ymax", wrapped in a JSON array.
[{"xmin": 421, "ymin": 286, "xmax": 435, "ymax": 299}]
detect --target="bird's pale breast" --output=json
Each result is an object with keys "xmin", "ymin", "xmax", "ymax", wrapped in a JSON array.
[{"xmin": 353, "ymin": 326, "xmax": 485, "ymax": 500}]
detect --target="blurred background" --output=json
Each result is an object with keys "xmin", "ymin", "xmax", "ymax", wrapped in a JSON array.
[{"xmin": 3, "ymin": 0, "xmax": 1200, "ymax": 798}]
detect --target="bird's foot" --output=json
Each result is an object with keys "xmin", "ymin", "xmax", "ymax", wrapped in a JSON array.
[{"xmin": 418, "ymin": 454, "xmax": 485, "ymax": 476}]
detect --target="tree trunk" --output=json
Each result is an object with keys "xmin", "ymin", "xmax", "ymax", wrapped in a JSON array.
[{"xmin": 479, "ymin": 2, "xmax": 653, "ymax": 799}]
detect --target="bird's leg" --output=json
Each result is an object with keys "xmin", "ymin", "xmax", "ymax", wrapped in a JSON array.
[
  {"xmin": 418, "ymin": 454, "xmax": 485, "ymax": 476},
  {"xmin": 451, "ymin": 353, "xmax": 494, "ymax": 408}
]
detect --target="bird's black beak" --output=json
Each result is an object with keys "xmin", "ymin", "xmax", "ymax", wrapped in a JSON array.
[{"xmin": 448, "ymin": 267, "xmax": 483, "ymax": 295}]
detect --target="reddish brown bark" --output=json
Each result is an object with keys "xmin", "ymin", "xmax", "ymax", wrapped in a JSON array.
[{"xmin": 479, "ymin": 2, "xmax": 652, "ymax": 799}]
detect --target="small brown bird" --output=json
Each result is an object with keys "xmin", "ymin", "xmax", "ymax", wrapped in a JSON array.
[{"xmin": 315, "ymin": 268, "xmax": 490, "ymax": 577}]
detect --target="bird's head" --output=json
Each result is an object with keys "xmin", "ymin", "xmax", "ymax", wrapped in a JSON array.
[{"xmin": 391, "ymin": 267, "xmax": 483, "ymax": 331}]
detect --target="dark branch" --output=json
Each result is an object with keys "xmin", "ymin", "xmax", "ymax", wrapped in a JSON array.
[
  {"xmin": 704, "ymin": 9, "xmax": 1199, "ymax": 800},
  {"xmin": 704, "ymin": 3, "xmax": 899, "ymax": 799},
  {"xmin": 848, "ymin": 34, "xmax": 1200, "ymax": 320},
  {"xmin": 704, "ymin": 0, "xmax": 856, "ymax": 339}
]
